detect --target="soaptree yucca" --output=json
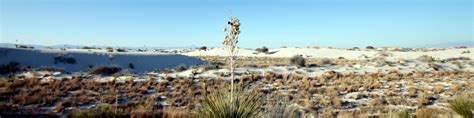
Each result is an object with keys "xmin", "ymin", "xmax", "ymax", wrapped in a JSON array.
[
  {"xmin": 223, "ymin": 12, "xmax": 241, "ymax": 99},
  {"xmin": 194, "ymin": 91, "xmax": 262, "ymax": 118},
  {"xmin": 448, "ymin": 95, "xmax": 474, "ymax": 118}
]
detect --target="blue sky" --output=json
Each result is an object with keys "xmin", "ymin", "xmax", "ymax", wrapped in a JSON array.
[{"xmin": 1, "ymin": 0, "xmax": 472, "ymax": 48}]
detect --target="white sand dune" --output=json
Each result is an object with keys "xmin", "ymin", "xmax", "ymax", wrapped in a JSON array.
[
  {"xmin": 182, "ymin": 47, "xmax": 474, "ymax": 60},
  {"xmin": 0, "ymin": 47, "xmax": 204, "ymax": 73}
]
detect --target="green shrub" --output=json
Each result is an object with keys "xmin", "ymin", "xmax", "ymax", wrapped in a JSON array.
[
  {"xmin": 448, "ymin": 96, "xmax": 474, "ymax": 118},
  {"xmin": 194, "ymin": 91, "xmax": 262, "ymax": 118}
]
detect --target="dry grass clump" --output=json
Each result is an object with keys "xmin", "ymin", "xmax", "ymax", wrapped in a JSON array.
[
  {"xmin": 89, "ymin": 65, "xmax": 122, "ymax": 75},
  {"xmin": 54, "ymin": 54, "xmax": 77, "ymax": 64},
  {"xmin": 415, "ymin": 108, "xmax": 437, "ymax": 118},
  {"xmin": 255, "ymin": 46, "xmax": 269, "ymax": 54},
  {"xmin": 0, "ymin": 62, "xmax": 25, "ymax": 75},
  {"xmin": 71, "ymin": 104, "xmax": 125, "ymax": 118},
  {"xmin": 416, "ymin": 55, "xmax": 435, "ymax": 62},
  {"xmin": 289, "ymin": 55, "xmax": 306, "ymax": 67}
]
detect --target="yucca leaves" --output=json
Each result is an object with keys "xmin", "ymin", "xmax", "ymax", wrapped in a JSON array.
[
  {"xmin": 448, "ymin": 96, "xmax": 474, "ymax": 118},
  {"xmin": 194, "ymin": 91, "xmax": 262, "ymax": 118}
]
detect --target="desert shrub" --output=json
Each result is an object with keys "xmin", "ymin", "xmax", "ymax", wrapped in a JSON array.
[
  {"xmin": 366, "ymin": 46, "xmax": 375, "ymax": 49},
  {"xmin": 174, "ymin": 64, "xmax": 189, "ymax": 72},
  {"xmin": 349, "ymin": 47, "xmax": 360, "ymax": 50},
  {"xmin": 264, "ymin": 102, "xmax": 303, "ymax": 118},
  {"xmin": 416, "ymin": 55, "xmax": 434, "ymax": 62},
  {"xmin": 255, "ymin": 46, "xmax": 269, "ymax": 54},
  {"xmin": 193, "ymin": 91, "xmax": 262, "ymax": 118},
  {"xmin": 128, "ymin": 63, "xmax": 134, "ymax": 69},
  {"xmin": 71, "ymin": 104, "xmax": 125, "ymax": 118},
  {"xmin": 15, "ymin": 44, "xmax": 34, "ymax": 49},
  {"xmin": 0, "ymin": 62, "xmax": 25, "ymax": 74},
  {"xmin": 81, "ymin": 46, "xmax": 96, "ymax": 49},
  {"xmin": 317, "ymin": 58, "xmax": 332, "ymax": 66},
  {"xmin": 89, "ymin": 65, "xmax": 122, "ymax": 75},
  {"xmin": 448, "ymin": 96, "xmax": 474, "ymax": 118},
  {"xmin": 116, "ymin": 48, "xmax": 127, "ymax": 52},
  {"xmin": 456, "ymin": 46, "xmax": 468, "ymax": 49},
  {"xmin": 443, "ymin": 57, "xmax": 471, "ymax": 62},
  {"xmin": 106, "ymin": 47, "xmax": 114, "ymax": 52},
  {"xmin": 415, "ymin": 108, "xmax": 437, "ymax": 118},
  {"xmin": 199, "ymin": 46, "xmax": 207, "ymax": 51},
  {"xmin": 202, "ymin": 62, "xmax": 221, "ymax": 71},
  {"xmin": 289, "ymin": 55, "xmax": 305, "ymax": 67},
  {"xmin": 376, "ymin": 51, "xmax": 393, "ymax": 57},
  {"xmin": 54, "ymin": 55, "xmax": 77, "ymax": 64}
]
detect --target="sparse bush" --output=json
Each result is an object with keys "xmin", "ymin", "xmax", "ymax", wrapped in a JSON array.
[
  {"xmin": 366, "ymin": 46, "xmax": 375, "ymax": 49},
  {"xmin": 88, "ymin": 65, "xmax": 122, "ymax": 75},
  {"xmin": 202, "ymin": 62, "xmax": 222, "ymax": 71},
  {"xmin": 116, "ymin": 48, "xmax": 127, "ymax": 52},
  {"xmin": 317, "ymin": 58, "xmax": 332, "ymax": 66},
  {"xmin": 415, "ymin": 108, "xmax": 436, "ymax": 118},
  {"xmin": 193, "ymin": 91, "xmax": 262, "ymax": 118},
  {"xmin": 255, "ymin": 46, "xmax": 269, "ymax": 54},
  {"xmin": 289, "ymin": 55, "xmax": 305, "ymax": 67},
  {"xmin": 448, "ymin": 96, "xmax": 474, "ymax": 118},
  {"xmin": 461, "ymin": 50, "xmax": 470, "ymax": 54},
  {"xmin": 15, "ymin": 44, "xmax": 34, "ymax": 49},
  {"xmin": 129, "ymin": 63, "xmax": 135, "ymax": 69},
  {"xmin": 376, "ymin": 51, "xmax": 393, "ymax": 57},
  {"xmin": 81, "ymin": 46, "xmax": 96, "ymax": 49},
  {"xmin": 106, "ymin": 47, "xmax": 114, "ymax": 52},
  {"xmin": 0, "ymin": 62, "xmax": 24, "ymax": 75},
  {"xmin": 54, "ymin": 54, "xmax": 77, "ymax": 64},
  {"xmin": 199, "ymin": 46, "xmax": 207, "ymax": 51},
  {"xmin": 174, "ymin": 64, "xmax": 189, "ymax": 72},
  {"xmin": 416, "ymin": 55, "xmax": 434, "ymax": 62},
  {"xmin": 456, "ymin": 46, "xmax": 468, "ymax": 49},
  {"xmin": 71, "ymin": 104, "xmax": 125, "ymax": 118}
]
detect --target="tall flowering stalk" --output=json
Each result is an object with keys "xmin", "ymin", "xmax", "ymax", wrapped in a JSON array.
[{"xmin": 223, "ymin": 13, "xmax": 240, "ymax": 100}]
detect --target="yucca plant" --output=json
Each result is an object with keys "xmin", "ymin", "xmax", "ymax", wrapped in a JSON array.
[
  {"xmin": 448, "ymin": 95, "xmax": 474, "ymax": 118},
  {"xmin": 397, "ymin": 109, "xmax": 410, "ymax": 118},
  {"xmin": 222, "ymin": 11, "xmax": 241, "ymax": 98},
  {"xmin": 193, "ymin": 91, "xmax": 262, "ymax": 118}
]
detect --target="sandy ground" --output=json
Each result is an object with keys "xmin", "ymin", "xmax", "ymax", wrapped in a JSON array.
[{"xmin": 0, "ymin": 46, "xmax": 473, "ymax": 117}]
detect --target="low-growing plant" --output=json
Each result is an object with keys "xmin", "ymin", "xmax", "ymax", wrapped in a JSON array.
[
  {"xmin": 416, "ymin": 55, "xmax": 434, "ymax": 62},
  {"xmin": 0, "ymin": 62, "xmax": 24, "ymax": 74},
  {"xmin": 366, "ymin": 46, "xmax": 375, "ymax": 49},
  {"xmin": 71, "ymin": 104, "xmax": 125, "ymax": 118},
  {"xmin": 193, "ymin": 91, "xmax": 262, "ymax": 118},
  {"xmin": 54, "ymin": 54, "xmax": 77, "ymax": 64},
  {"xmin": 199, "ymin": 46, "xmax": 207, "ymax": 51},
  {"xmin": 448, "ymin": 95, "xmax": 474, "ymax": 118},
  {"xmin": 116, "ymin": 48, "xmax": 127, "ymax": 52},
  {"xmin": 289, "ymin": 55, "xmax": 305, "ymax": 67},
  {"xmin": 89, "ymin": 65, "xmax": 122, "ymax": 75},
  {"xmin": 255, "ymin": 46, "xmax": 269, "ymax": 54}
]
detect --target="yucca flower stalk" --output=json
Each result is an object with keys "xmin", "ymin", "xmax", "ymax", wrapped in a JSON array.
[{"xmin": 223, "ymin": 12, "xmax": 241, "ymax": 100}]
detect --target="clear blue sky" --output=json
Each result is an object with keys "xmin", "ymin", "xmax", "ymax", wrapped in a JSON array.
[{"xmin": 1, "ymin": 0, "xmax": 472, "ymax": 48}]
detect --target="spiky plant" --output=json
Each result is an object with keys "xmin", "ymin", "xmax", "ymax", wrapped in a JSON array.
[
  {"xmin": 223, "ymin": 11, "xmax": 241, "ymax": 99},
  {"xmin": 448, "ymin": 95, "xmax": 474, "ymax": 118},
  {"xmin": 397, "ymin": 109, "xmax": 410, "ymax": 118},
  {"xmin": 193, "ymin": 91, "xmax": 262, "ymax": 118}
]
